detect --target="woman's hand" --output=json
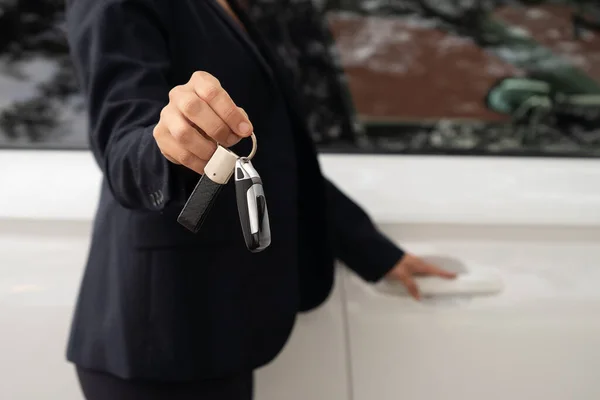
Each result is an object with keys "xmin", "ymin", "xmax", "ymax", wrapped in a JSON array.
[
  {"xmin": 386, "ymin": 253, "xmax": 457, "ymax": 300},
  {"xmin": 153, "ymin": 71, "xmax": 253, "ymax": 174}
]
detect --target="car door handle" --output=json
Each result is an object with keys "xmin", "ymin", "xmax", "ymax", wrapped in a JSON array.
[{"xmin": 379, "ymin": 272, "xmax": 504, "ymax": 297}]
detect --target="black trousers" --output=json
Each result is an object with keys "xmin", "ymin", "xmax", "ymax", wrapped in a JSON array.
[{"xmin": 76, "ymin": 367, "xmax": 254, "ymax": 400}]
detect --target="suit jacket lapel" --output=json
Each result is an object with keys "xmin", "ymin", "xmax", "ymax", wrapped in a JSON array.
[
  {"xmin": 206, "ymin": 0, "xmax": 275, "ymax": 83},
  {"xmin": 209, "ymin": 0, "xmax": 313, "ymax": 142}
]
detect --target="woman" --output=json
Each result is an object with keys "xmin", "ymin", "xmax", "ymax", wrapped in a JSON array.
[{"xmin": 65, "ymin": 0, "xmax": 455, "ymax": 399}]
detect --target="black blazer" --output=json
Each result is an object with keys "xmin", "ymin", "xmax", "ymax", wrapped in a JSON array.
[{"xmin": 65, "ymin": 0, "xmax": 404, "ymax": 382}]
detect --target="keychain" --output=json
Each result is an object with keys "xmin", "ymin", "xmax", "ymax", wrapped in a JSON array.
[{"xmin": 177, "ymin": 133, "xmax": 271, "ymax": 252}]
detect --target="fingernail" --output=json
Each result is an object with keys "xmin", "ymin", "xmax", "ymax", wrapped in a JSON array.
[{"xmin": 238, "ymin": 122, "xmax": 251, "ymax": 136}]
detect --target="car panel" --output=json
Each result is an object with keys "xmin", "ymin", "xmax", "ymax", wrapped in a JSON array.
[
  {"xmin": 0, "ymin": 219, "xmax": 88, "ymax": 400},
  {"xmin": 344, "ymin": 223, "xmax": 600, "ymax": 400}
]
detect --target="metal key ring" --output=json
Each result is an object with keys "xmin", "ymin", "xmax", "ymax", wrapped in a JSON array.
[
  {"xmin": 246, "ymin": 132, "xmax": 257, "ymax": 160},
  {"xmin": 217, "ymin": 132, "xmax": 257, "ymax": 159}
]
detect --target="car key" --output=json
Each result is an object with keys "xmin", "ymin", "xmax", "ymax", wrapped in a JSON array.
[
  {"xmin": 234, "ymin": 157, "xmax": 271, "ymax": 252},
  {"xmin": 177, "ymin": 133, "xmax": 259, "ymax": 235}
]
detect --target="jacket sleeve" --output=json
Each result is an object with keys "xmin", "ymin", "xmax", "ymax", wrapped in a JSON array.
[
  {"xmin": 66, "ymin": 0, "xmax": 193, "ymax": 211},
  {"xmin": 325, "ymin": 178, "xmax": 405, "ymax": 282}
]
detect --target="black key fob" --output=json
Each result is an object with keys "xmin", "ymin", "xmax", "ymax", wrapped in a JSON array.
[
  {"xmin": 234, "ymin": 157, "xmax": 271, "ymax": 252},
  {"xmin": 177, "ymin": 145, "xmax": 238, "ymax": 233}
]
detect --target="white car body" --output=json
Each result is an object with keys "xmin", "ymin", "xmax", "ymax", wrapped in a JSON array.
[{"xmin": 1, "ymin": 150, "xmax": 599, "ymax": 400}]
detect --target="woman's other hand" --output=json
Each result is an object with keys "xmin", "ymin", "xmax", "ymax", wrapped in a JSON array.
[{"xmin": 386, "ymin": 253, "xmax": 457, "ymax": 300}]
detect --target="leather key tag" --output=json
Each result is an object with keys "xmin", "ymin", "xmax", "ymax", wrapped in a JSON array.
[{"xmin": 177, "ymin": 145, "xmax": 239, "ymax": 233}]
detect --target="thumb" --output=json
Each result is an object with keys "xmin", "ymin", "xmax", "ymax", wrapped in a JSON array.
[{"xmin": 401, "ymin": 276, "xmax": 420, "ymax": 301}]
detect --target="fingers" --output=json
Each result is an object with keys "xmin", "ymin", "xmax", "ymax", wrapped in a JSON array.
[
  {"xmin": 153, "ymin": 112, "xmax": 210, "ymax": 175},
  {"xmin": 418, "ymin": 262, "xmax": 457, "ymax": 279},
  {"xmin": 187, "ymin": 72, "xmax": 253, "ymax": 144},
  {"xmin": 400, "ymin": 275, "xmax": 420, "ymax": 301},
  {"xmin": 160, "ymin": 104, "xmax": 218, "ymax": 159},
  {"xmin": 169, "ymin": 87, "xmax": 229, "ymax": 144},
  {"xmin": 403, "ymin": 253, "xmax": 456, "ymax": 279},
  {"xmin": 390, "ymin": 261, "xmax": 421, "ymax": 300},
  {"xmin": 435, "ymin": 268, "xmax": 457, "ymax": 279},
  {"xmin": 389, "ymin": 253, "xmax": 457, "ymax": 301},
  {"xmin": 155, "ymin": 71, "xmax": 253, "ymax": 175}
]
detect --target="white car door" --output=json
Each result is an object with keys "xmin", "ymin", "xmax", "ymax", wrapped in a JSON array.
[{"xmin": 326, "ymin": 155, "xmax": 600, "ymax": 400}]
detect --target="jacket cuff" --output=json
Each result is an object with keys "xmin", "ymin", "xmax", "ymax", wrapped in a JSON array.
[
  {"xmin": 142, "ymin": 157, "xmax": 198, "ymax": 213},
  {"xmin": 346, "ymin": 231, "xmax": 406, "ymax": 283}
]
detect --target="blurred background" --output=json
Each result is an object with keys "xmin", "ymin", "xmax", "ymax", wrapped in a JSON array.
[{"xmin": 1, "ymin": 0, "xmax": 600, "ymax": 156}]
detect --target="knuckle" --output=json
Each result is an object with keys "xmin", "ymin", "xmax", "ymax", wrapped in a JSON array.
[
  {"xmin": 396, "ymin": 269, "xmax": 408, "ymax": 280},
  {"xmin": 168, "ymin": 85, "xmax": 184, "ymax": 100},
  {"xmin": 152, "ymin": 124, "xmax": 161, "ymax": 139},
  {"xmin": 203, "ymin": 119, "xmax": 227, "ymax": 139},
  {"xmin": 197, "ymin": 84, "xmax": 221, "ymax": 103},
  {"xmin": 181, "ymin": 98, "xmax": 196, "ymax": 114},
  {"xmin": 178, "ymin": 150, "xmax": 194, "ymax": 165},
  {"xmin": 191, "ymin": 70, "xmax": 208, "ymax": 82},
  {"xmin": 190, "ymin": 71, "xmax": 204, "ymax": 85},
  {"xmin": 221, "ymin": 104, "xmax": 237, "ymax": 121},
  {"xmin": 199, "ymin": 71, "xmax": 220, "ymax": 85},
  {"xmin": 180, "ymin": 97, "xmax": 202, "ymax": 116},
  {"xmin": 192, "ymin": 71, "xmax": 221, "ymax": 87},
  {"xmin": 153, "ymin": 122, "xmax": 168, "ymax": 143},
  {"xmin": 208, "ymin": 74, "xmax": 221, "ymax": 87},
  {"xmin": 170, "ymin": 124, "xmax": 191, "ymax": 143},
  {"xmin": 159, "ymin": 105, "xmax": 170, "ymax": 122}
]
